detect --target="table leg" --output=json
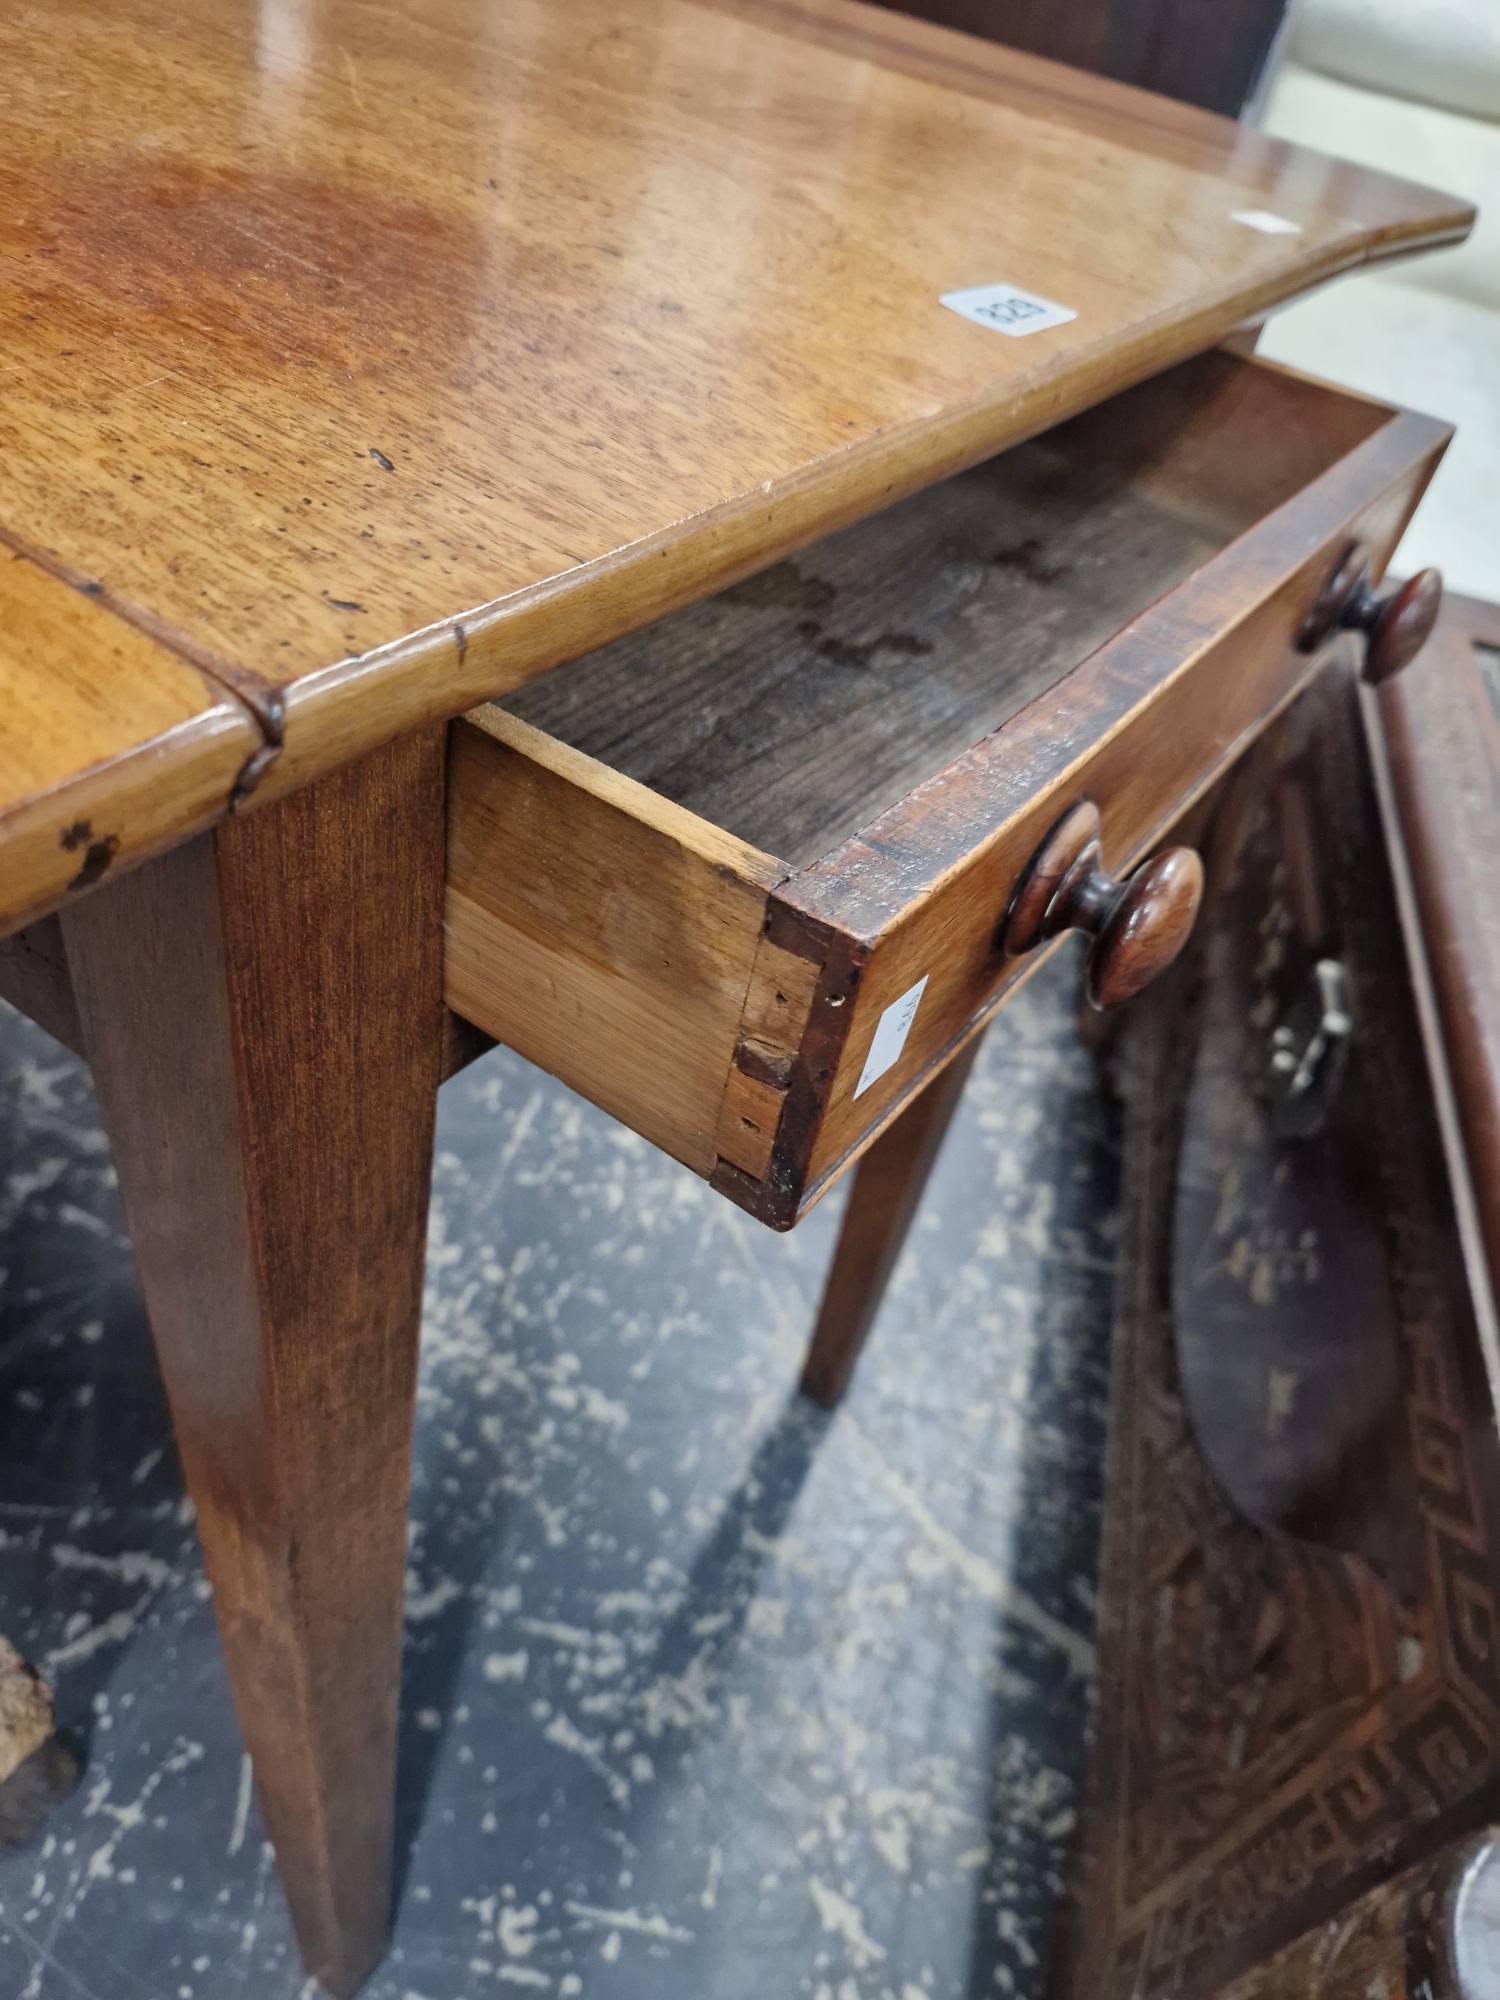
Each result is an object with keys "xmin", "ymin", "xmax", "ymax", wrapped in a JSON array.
[
  {"xmin": 59, "ymin": 729, "xmax": 445, "ymax": 1998},
  {"xmin": 800, "ymin": 1033, "xmax": 983, "ymax": 1408}
]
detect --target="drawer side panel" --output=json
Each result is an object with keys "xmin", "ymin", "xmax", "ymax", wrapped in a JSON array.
[{"xmin": 444, "ymin": 718, "xmax": 773, "ymax": 1178}]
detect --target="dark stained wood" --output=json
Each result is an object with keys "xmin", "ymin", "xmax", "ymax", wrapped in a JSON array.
[
  {"xmin": 58, "ymin": 727, "xmax": 446, "ymax": 1999},
  {"xmin": 873, "ymin": 0, "xmax": 1289, "ymax": 118},
  {"xmin": 1214, "ymin": 1831, "xmax": 1495, "ymax": 2000},
  {"xmin": 772, "ymin": 390, "xmax": 1450, "ymax": 1216},
  {"xmin": 505, "ymin": 418, "xmax": 1228, "ymax": 869},
  {"xmin": 439, "ymin": 1008, "xmax": 497, "ymax": 1085},
  {"xmin": 1050, "ymin": 662, "xmax": 1500, "ymax": 1999},
  {"xmin": 504, "ymin": 351, "xmax": 1385, "ymax": 870},
  {"xmin": 0, "ymin": 916, "xmax": 83, "ymax": 1056},
  {"xmin": 1301, "ymin": 551, "xmax": 1444, "ymax": 684},
  {"xmin": 1000, "ymin": 798, "xmax": 1202, "ymax": 1008},
  {"xmin": 1358, "ymin": 569, "xmax": 1444, "ymax": 684},
  {"xmin": 1377, "ymin": 608, "xmax": 1500, "ymax": 1378},
  {"xmin": 1171, "ymin": 719, "xmax": 1422, "ymax": 1601},
  {"xmin": 1087, "ymin": 846, "xmax": 1202, "ymax": 1006},
  {"xmin": 799, "ymin": 1032, "xmax": 983, "ymax": 1406}
]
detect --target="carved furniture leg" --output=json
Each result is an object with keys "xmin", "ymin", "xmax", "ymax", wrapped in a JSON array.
[
  {"xmin": 59, "ymin": 729, "xmax": 446, "ymax": 1999},
  {"xmin": 800, "ymin": 1033, "xmax": 983, "ymax": 1407}
]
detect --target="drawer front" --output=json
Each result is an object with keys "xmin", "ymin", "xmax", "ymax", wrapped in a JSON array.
[{"xmin": 712, "ymin": 404, "xmax": 1450, "ymax": 1224}]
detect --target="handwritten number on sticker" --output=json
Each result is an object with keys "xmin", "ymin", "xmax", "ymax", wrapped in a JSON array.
[
  {"xmin": 972, "ymin": 294, "xmax": 1047, "ymax": 329},
  {"xmin": 940, "ymin": 283, "xmax": 1077, "ymax": 338}
]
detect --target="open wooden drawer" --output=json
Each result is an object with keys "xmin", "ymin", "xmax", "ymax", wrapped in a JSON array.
[{"xmin": 445, "ymin": 350, "xmax": 1450, "ymax": 1228}]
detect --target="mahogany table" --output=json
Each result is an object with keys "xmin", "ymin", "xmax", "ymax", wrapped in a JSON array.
[{"xmin": 0, "ymin": 1, "xmax": 1474, "ymax": 1990}]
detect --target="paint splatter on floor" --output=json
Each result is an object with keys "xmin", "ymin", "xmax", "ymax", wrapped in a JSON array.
[{"xmin": 0, "ymin": 943, "xmax": 1118, "ymax": 1998}]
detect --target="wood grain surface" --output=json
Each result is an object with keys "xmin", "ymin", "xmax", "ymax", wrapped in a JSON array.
[
  {"xmin": 0, "ymin": 552, "xmax": 261, "ymax": 934},
  {"xmin": 503, "ymin": 414, "xmax": 1227, "ymax": 867},
  {"xmin": 59, "ymin": 729, "xmax": 447, "ymax": 1997},
  {"xmin": 511, "ymin": 334, "xmax": 1368, "ymax": 868},
  {"xmin": 1001, "ymin": 798, "xmax": 1204, "ymax": 1008},
  {"xmin": 799, "ymin": 1031, "xmax": 982, "ymax": 1405},
  {"xmin": 445, "ymin": 707, "xmax": 780, "ymax": 1176},
  {"xmin": 1377, "ymin": 616, "xmax": 1500, "ymax": 1367},
  {"xmin": 1211, "ymin": 1831, "xmax": 1490, "ymax": 2000},
  {"xmin": 0, "ymin": 0, "xmax": 1472, "ymax": 860},
  {"xmin": 789, "ymin": 397, "xmax": 1448, "ymax": 1206},
  {"xmin": 445, "ymin": 356, "xmax": 1449, "ymax": 1226},
  {"xmin": 0, "ymin": 918, "xmax": 84, "ymax": 1057}
]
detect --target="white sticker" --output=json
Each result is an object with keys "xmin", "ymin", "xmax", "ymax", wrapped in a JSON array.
[
  {"xmin": 1230, "ymin": 209, "xmax": 1302, "ymax": 236},
  {"xmin": 940, "ymin": 283, "xmax": 1077, "ymax": 338},
  {"xmin": 853, "ymin": 977, "xmax": 929, "ymax": 1099}
]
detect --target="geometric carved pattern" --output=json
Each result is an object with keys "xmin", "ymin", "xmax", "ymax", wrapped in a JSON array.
[
  {"xmin": 1051, "ymin": 666, "xmax": 1500, "ymax": 1999},
  {"xmin": 1212, "ymin": 1831, "xmax": 1487, "ymax": 2000}
]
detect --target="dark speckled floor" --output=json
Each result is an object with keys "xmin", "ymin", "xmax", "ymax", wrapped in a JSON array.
[{"xmin": 0, "ymin": 940, "xmax": 1118, "ymax": 2000}]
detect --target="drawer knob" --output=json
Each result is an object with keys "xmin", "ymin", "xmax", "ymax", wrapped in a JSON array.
[
  {"xmin": 1301, "ymin": 547, "xmax": 1442, "ymax": 684},
  {"xmin": 1002, "ymin": 800, "xmax": 1203, "ymax": 1009}
]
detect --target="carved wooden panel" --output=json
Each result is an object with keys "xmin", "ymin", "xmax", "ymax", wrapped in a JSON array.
[
  {"xmin": 1051, "ymin": 663, "xmax": 1500, "ymax": 1998},
  {"xmin": 1215, "ymin": 1831, "xmax": 1495, "ymax": 2000}
]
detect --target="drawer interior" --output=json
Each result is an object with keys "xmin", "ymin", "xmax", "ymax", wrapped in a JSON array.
[{"xmin": 500, "ymin": 351, "xmax": 1390, "ymax": 869}]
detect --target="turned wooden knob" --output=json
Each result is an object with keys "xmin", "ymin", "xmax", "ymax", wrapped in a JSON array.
[
  {"xmin": 1001, "ymin": 800, "xmax": 1203, "ymax": 1009},
  {"xmin": 1300, "ymin": 545, "xmax": 1442, "ymax": 684}
]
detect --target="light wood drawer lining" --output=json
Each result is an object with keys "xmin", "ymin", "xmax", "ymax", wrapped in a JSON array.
[{"xmin": 444, "ymin": 711, "xmax": 781, "ymax": 1179}]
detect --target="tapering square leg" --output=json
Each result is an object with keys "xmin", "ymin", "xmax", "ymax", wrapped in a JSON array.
[
  {"xmin": 800, "ymin": 1033, "xmax": 983, "ymax": 1408},
  {"xmin": 59, "ymin": 729, "xmax": 446, "ymax": 1998}
]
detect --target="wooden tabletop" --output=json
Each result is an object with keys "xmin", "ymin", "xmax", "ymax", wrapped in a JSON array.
[{"xmin": 0, "ymin": 0, "xmax": 1473, "ymax": 933}]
